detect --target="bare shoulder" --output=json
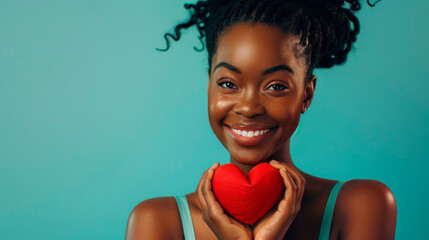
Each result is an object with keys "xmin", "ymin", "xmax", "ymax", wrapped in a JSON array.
[
  {"xmin": 337, "ymin": 179, "xmax": 397, "ymax": 240},
  {"xmin": 339, "ymin": 179, "xmax": 397, "ymax": 207},
  {"xmin": 125, "ymin": 196, "xmax": 183, "ymax": 240}
]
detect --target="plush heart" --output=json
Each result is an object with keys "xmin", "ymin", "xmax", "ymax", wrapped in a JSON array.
[{"xmin": 212, "ymin": 162, "xmax": 284, "ymax": 225}]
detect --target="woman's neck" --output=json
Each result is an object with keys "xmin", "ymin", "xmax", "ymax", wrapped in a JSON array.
[
  {"xmin": 229, "ymin": 139, "xmax": 297, "ymax": 175},
  {"xmin": 228, "ymin": 139, "xmax": 324, "ymax": 204}
]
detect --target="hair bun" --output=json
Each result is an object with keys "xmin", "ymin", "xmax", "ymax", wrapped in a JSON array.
[
  {"xmin": 157, "ymin": 0, "xmax": 379, "ymax": 80},
  {"xmin": 206, "ymin": 0, "xmax": 236, "ymax": 11}
]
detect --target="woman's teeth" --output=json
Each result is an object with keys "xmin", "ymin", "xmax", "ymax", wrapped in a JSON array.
[{"xmin": 231, "ymin": 128, "xmax": 270, "ymax": 137}]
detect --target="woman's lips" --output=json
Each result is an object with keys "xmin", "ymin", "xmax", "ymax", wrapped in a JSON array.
[{"xmin": 225, "ymin": 125, "xmax": 275, "ymax": 147}]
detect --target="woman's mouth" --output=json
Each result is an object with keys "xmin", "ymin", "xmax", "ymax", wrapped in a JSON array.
[{"xmin": 225, "ymin": 125, "xmax": 276, "ymax": 147}]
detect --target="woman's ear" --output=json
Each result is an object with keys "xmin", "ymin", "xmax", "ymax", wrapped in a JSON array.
[{"xmin": 302, "ymin": 75, "xmax": 317, "ymax": 114}]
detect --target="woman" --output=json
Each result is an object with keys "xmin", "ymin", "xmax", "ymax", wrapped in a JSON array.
[{"xmin": 126, "ymin": 0, "xmax": 397, "ymax": 239}]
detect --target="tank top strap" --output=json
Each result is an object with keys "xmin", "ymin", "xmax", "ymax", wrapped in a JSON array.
[
  {"xmin": 318, "ymin": 181, "xmax": 346, "ymax": 240},
  {"xmin": 174, "ymin": 196, "xmax": 196, "ymax": 240}
]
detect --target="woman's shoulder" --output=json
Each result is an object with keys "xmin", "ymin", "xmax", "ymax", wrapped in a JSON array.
[
  {"xmin": 338, "ymin": 179, "xmax": 396, "ymax": 209},
  {"xmin": 335, "ymin": 179, "xmax": 397, "ymax": 239},
  {"xmin": 125, "ymin": 196, "xmax": 184, "ymax": 240}
]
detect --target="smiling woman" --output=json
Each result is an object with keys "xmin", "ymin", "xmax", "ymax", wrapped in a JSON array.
[
  {"xmin": 208, "ymin": 27, "xmax": 308, "ymax": 169},
  {"xmin": 125, "ymin": 0, "xmax": 397, "ymax": 239}
]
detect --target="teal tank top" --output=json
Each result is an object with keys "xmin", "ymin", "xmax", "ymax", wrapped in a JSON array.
[{"xmin": 175, "ymin": 181, "xmax": 345, "ymax": 240}]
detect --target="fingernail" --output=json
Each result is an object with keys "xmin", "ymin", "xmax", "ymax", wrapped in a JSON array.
[{"xmin": 271, "ymin": 160, "xmax": 279, "ymax": 163}]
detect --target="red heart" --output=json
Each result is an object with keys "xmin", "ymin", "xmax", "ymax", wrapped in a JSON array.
[{"xmin": 212, "ymin": 162, "xmax": 284, "ymax": 225}]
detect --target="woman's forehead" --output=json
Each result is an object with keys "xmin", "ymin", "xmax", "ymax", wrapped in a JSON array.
[{"xmin": 212, "ymin": 22, "xmax": 307, "ymax": 76}]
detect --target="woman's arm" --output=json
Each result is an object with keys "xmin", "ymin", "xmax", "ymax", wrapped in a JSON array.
[{"xmin": 339, "ymin": 180, "xmax": 397, "ymax": 240}]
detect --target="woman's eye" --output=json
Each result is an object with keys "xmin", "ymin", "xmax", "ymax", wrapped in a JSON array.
[
  {"xmin": 267, "ymin": 83, "xmax": 288, "ymax": 91},
  {"xmin": 218, "ymin": 81, "xmax": 237, "ymax": 89}
]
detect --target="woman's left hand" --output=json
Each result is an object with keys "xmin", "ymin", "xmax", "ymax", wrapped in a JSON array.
[{"xmin": 252, "ymin": 160, "xmax": 306, "ymax": 240}]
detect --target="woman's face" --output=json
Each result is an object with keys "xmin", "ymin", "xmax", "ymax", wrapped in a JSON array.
[{"xmin": 207, "ymin": 21, "xmax": 315, "ymax": 165}]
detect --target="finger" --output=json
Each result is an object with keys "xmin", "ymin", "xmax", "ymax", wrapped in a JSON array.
[
  {"xmin": 263, "ymin": 167, "xmax": 297, "ymax": 225},
  {"xmin": 210, "ymin": 162, "xmax": 220, "ymax": 171},
  {"xmin": 285, "ymin": 170, "xmax": 305, "ymax": 207},
  {"xmin": 280, "ymin": 167, "xmax": 304, "ymax": 206},
  {"xmin": 202, "ymin": 163, "xmax": 228, "ymax": 221},
  {"xmin": 198, "ymin": 163, "xmax": 219, "ymax": 203},
  {"xmin": 197, "ymin": 168, "xmax": 210, "ymax": 211},
  {"xmin": 268, "ymin": 161, "xmax": 298, "ymax": 201},
  {"xmin": 199, "ymin": 163, "xmax": 221, "ymax": 215},
  {"xmin": 280, "ymin": 166, "xmax": 305, "ymax": 199},
  {"xmin": 278, "ymin": 167, "xmax": 297, "ymax": 213},
  {"xmin": 269, "ymin": 160, "xmax": 299, "ymax": 181},
  {"xmin": 270, "ymin": 160, "xmax": 305, "ymax": 202}
]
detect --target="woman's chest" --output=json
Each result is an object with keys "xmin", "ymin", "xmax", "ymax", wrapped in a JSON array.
[
  {"xmin": 189, "ymin": 200, "xmax": 340, "ymax": 240},
  {"xmin": 284, "ymin": 199, "xmax": 341, "ymax": 240}
]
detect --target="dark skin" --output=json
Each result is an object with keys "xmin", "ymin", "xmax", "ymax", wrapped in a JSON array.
[{"xmin": 125, "ymin": 22, "xmax": 397, "ymax": 240}]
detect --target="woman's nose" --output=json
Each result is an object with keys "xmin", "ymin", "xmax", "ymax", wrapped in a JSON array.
[{"xmin": 232, "ymin": 90, "xmax": 266, "ymax": 118}]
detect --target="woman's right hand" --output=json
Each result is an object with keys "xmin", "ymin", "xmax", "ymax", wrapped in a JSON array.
[{"xmin": 196, "ymin": 162, "xmax": 253, "ymax": 240}]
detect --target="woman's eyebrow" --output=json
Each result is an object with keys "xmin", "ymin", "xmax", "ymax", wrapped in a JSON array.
[{"xmin": 213, "ymin": 62, "xmax": 294, "ymax": 75}]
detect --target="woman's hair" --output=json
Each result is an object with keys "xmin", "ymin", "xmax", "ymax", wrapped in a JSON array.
[{"xmin": 157, "ymin": 0, "xmax": 380, "ymax": 82}]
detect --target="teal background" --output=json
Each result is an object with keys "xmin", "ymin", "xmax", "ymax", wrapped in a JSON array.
[{"xmin": 0, "ymin": 0, "xmax": 427, "ymax": 239}]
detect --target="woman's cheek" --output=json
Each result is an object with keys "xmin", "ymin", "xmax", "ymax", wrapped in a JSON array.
[
  {"xmin": 209, "ymin": 93, "xmax": 232, "ymax": 122},
  {"xmin": 208, "ymin": 93, "xmax": 233, "ymax": 140},
  {"xmin": 268, "ymin": 100, "xmax": 301, "ymax": 137}
]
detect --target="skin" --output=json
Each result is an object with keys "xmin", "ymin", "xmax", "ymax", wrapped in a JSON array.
[{"xmin": 125, "ymin": 22, "xmax": 397, "ymax": 240}]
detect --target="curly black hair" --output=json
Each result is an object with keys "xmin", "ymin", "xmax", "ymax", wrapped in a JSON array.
[{"xmin": 157, "ymin": 0, "xmax": 381, "ymax": 82}]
